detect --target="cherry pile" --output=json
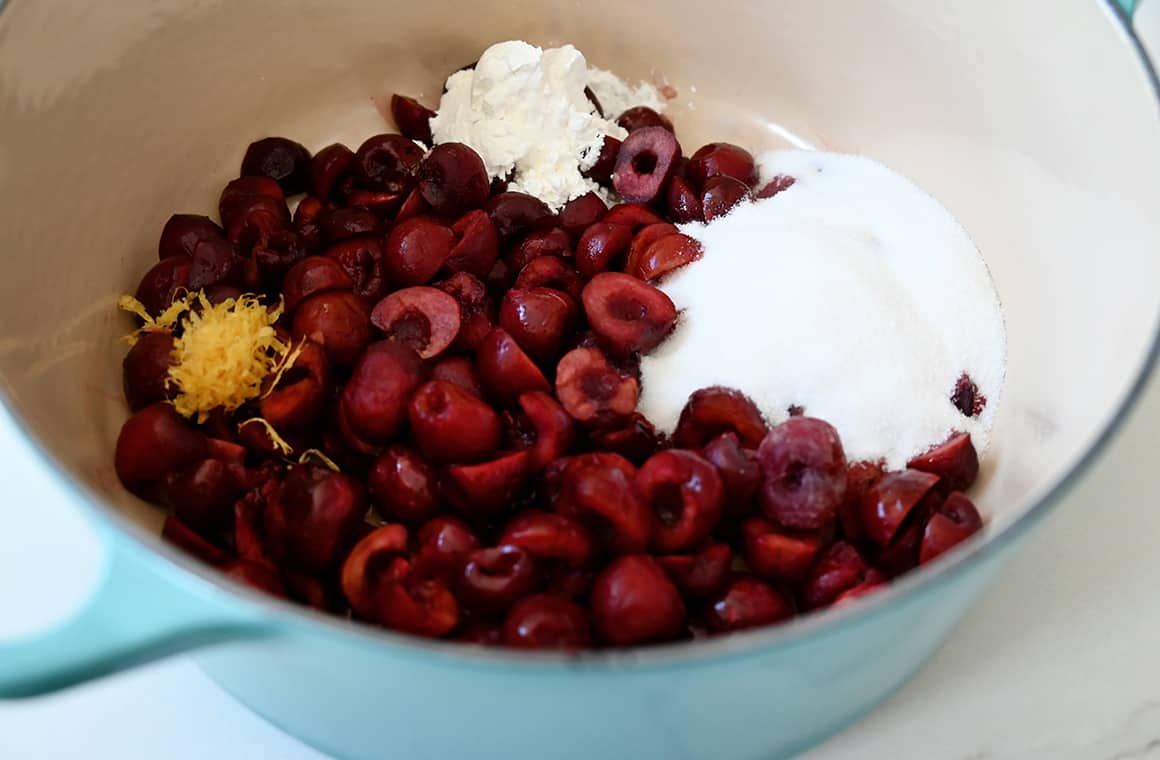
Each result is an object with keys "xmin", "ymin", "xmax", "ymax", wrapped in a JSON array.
[{"xmin": 115, "ymin": 89, "xmax": 984, "ymax": 649}]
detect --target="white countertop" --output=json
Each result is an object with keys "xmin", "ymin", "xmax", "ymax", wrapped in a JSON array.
[{"xmin": 2, "ymin": 9, "xmax": 1159, "ymax": 759}]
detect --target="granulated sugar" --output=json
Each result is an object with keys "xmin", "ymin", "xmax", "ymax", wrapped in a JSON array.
[{"xmin": 637, "ymin": 150, "xmax": 1006, "ymax": 468}]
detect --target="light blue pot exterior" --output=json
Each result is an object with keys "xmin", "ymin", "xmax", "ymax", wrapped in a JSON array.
[
  {"xmin": 195, "ymin": 551, "xmax": 1008, "ymax": 760},
  {"xmin": 0, "ymin": 1, "xmax": 1154, "ymax": 758}
]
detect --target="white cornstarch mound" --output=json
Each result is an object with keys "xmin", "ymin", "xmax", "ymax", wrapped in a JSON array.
[
  {"xmin": 638, "ymin": 150, "xmax": 1007, "ymax": 468},
  {"xmin": 429, "ymin": 41, "xmax": 664, "ymax": 210},
  {"xmin": 585, "ymin": 67, "xmax": 668, "ymax": 120}
]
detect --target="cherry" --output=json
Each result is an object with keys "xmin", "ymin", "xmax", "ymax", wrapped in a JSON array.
[
  {"xmin": 414, "ymin": 516, "xmax": 480, "ymax": 583},
  {"xmin": 353, "ymin": 134, "xmax": 424, "ymax": 193},
  {"xmin": 324, "ymin": 237, "xmax": 389, "ymax": 303},
  {"xmin": 415, "ymin": 143, "xmax": 490, "ymax": 219},
  {"xmin": 557, "ymin": 192, "xmax": 608, "ymax": 241},
  {"xmin": 705, "ymin": 576, "xmax": 793, "ymax": 633},
  {"xmin": 241, "ymin": 137, "xmax": 312, "ymax": 194},
  {"xmin": 371, "ymin": 286, "xmax": 461, "ymax": 360},
  {"xmin": 114, "ymin": 404, "xmax": 206, "ymax": 500},
  {"xmin": 581, "ymin": 272, "xmax": 677, "ymax": 356},
  {"xmin": 378, "ymin": 575, "xmax": 461, "ymax": 637},
  {"xmin": 674, "ymin": 387, "xmax": 768, "ymax": 449},
  {"xmin": 802, "ymin": 541, "xmax": 873, "ymax": 610},
  {"xmin": 603, "ymin": 203, "xmax": 666, "ymax": 229},
  {"xmin": 368, "ymin": 446, "xmax": 441, "ymax": 526},
  {"xmin": 456, "ymin": 622, "xmax": 505, "ymax": 645},
  {"xmin": 701, "ymin": 432, "xmax": 761, "ymax": 515},
  {"xmin": 575, "ymin": 222, "xmax": 633, "ymax": 279},
  {"xmin": 339, "ymin": 340, "xmax": 426, "ymax": 444},
  {"xmin": 502, "ymin": 594, "xmax": 593, "ymax": 649},
  {"xmin": 310, "ymin": 143, "xmax": 356, "ymax": 201},
  {"xmin": 396, "ymin": 187, "xmax": 434, "ymax": 221},
  {"xmin": 435, "ymin": 271, "xmax": 495, "ymax": 353},
  {"xmin": 838, "ymin": 460, "xmax": 884, "ymax": 544},
  {"xmin": 445, "ymin": 209, "xmax": 500, "ymax": 280},
  {"xmin": 475, "ymin": 328, "xmax": 551, "ymax": 406},
  {"xmin": 616, "ymin": 106, "xmax": 674, "ymax": 133},
  {"xmin": 222, "ymin": 560, "xmax": 287, "ymax": 598},
  {"xmin": 591, "ymin": 555, "xmax": 685, "ymax": 646},
  {"xmin": 282, "ymin": 256, "xmax": 355, "ymax": 312},
  {"xmin": 741, "ymin": 517, "xmax": 822, "ymax": 583},
  {"xmin": 514, "ymin": 255, "xmax": 584, "ymax": 302},
  {"xmin": 919, "ymin": 491, "xmax": 983, "ymax": 564},
  {"xmin": 701, "ymin": 175, "xmax": 753, "ymax": 221},
  {"xmin": 157, "ymin": 214, "xmax": 225, "ymax": 260},
  {"xmin": 758, "ymin": 417, "xmax": 848, "ymax": 531},
  {"xmin": 429, "ymin": 355, "xmax": 484, "ymax": 399},
  {"xmin": 666, "ymin": 176, "xmax": 704, "ymax": 223},
  {"xmin": 549, "ymin": 453, "xmax": 653, "ymax": 556},
  {"xmin": 499, "ymin": 510, "xmax": 593, "ymax": 568},
  {"xmin": 340, "ymin": 523, "xmax": 409, "ymax": 619},
  {"xmin": 951, "ymin": 373, "xmax": 986, "ymax": 417},
  {"xmin": 161, "ymin": 515, "xmax": 227, "ymax": 566},
  {"xmin": 498, "ymin": 287, "xmax": 578, "ymax": 366},
  {"xmin": 263, "ymin": 464, "xmax": 366, "ymax": 574},
  {"xmin": 319, "ymin": 207, "xmax": 381, "ymax": 245},
  {"xmin": 219, "ymin": 176, "xmax": 288, "ymax": 231},
  {"xmin": 612, "ymin": 127, "xmax": 681, "ymax": 204},
  {"xmin": 508, "ymin": 227, "xmax": 572, "ymax": 269},
  {"xmin": 258, "ymin": 339, "xmax": 330, "ymax": 435},
  {"xmin": 443, "ymin": 451, "xmax": 531, "ymax": 518},
  {"xmin": 581, "ymin": 136, "xmax": 620, "ymax": 186},
  {"xmin": 383, "ymin": 216, "xmax": 456, "ymax": 287},
  {"xmin": 756, "ymin": 175, "xmax": 796, "ymax": 199},
  {"xmin": 390, "ymin": 94, "xmax": 436, "ymax": 144},
  {"xmin": 233, "ymin": 479, "xmax": 278, "ymax": 568},
  {"xmin": 586, "ymin": 413, "xmax": 659, "ymax": 465},
  {"xmin": 656, "ymin": 543, "xmax": 732, "ymax": 600},
  {"xmin": 516, "ymin": 390, "xmax": 576, "ymax": 471},
  {"xmin": 555, "ymin": 346, "xmax": 639, "ymax": 428},
  {"xmin": 636, "ymin": 450, "xmax": 725, "ymax": 553},
  {"xmin": 122, "ymin": 330, "xmax": 175, "ymax": 412},
  {"xmin": 291, "ymin": 290, "xmax": 372, "ymax": 368},
  {"xmin": 858, "ymin": 469, "xmax": 941, "ymax": 546},
  {"xmin": 630, "ymin": 233, "xmax": 703, "ymax": 282},
  {"xmin": 408, "ymin": 380, "xmax": 501, "ymax": 464},
  {"xmin": 457, "ymin": 544, "xmax": 540, "ymax": 615},
  {"xmin": 161, "ymin": 455, "xmax": 248, "ymax": 534},
  {"xmin": 907, "ymin": 432, "xmax": 979, "ymax": 493},
  {"xmin": 624, "ymin": 222, "xmax": 678, "ymax": 277},
  {"xmin": 134, "ymin": 257, "xmax": 190, "ymax": 317},
  {"xmin": 484, "ymin": 192, "xmax": 552, "ymax": 243},
  {"xmin": 688, "ymin": 143, "xmax": 758, "ymax": 188}
]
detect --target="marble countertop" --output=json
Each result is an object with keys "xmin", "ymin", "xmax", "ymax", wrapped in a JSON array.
[{"xmin": 1, "ymin": 7, "xmax": 1158, "ymax": 759}]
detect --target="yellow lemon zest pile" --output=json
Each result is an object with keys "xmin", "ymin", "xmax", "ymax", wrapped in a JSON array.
[{"xmin": 118, "ymin": 292, "xmax": 299, "ymax": 424}]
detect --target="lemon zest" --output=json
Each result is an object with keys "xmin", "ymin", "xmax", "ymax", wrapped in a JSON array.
[
  {"xmin": 297, "ymin": 448, "xmax": 341, "ymax": 472},
  {"xmin": 261, "ymin": 336, "xmax": 305, "ymax": 400},
  {"xmin": 238, "ymin": 417, "xmax": 294, "ymax": 456},
  {"xmin": 118, "ymin": 290, "xmax": 289, "ymax": 423}
]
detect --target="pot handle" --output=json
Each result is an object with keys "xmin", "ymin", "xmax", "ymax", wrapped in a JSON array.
[
  {"xmin": 1117, "ymin": 0, "xmax": 1139, "ymax": 19},
  {"xmin": 0, "ymin": 533, "xmax": 272, "ymax": 699}
]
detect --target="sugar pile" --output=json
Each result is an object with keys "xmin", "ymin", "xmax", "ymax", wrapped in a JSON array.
[{"xmin": 637, "ymin": 150, "xmax": 1006, "ymax": 468}]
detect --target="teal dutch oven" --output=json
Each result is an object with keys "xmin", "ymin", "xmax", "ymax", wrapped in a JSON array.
[{"xmin": 0, "ymin": 1, "xmax": 1158, "ymax": 758}]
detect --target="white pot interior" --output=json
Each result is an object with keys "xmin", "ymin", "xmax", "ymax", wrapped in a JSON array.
[{"xmin": 0, "ymin": 0, "xmax": 1157, "ymax": 543}]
